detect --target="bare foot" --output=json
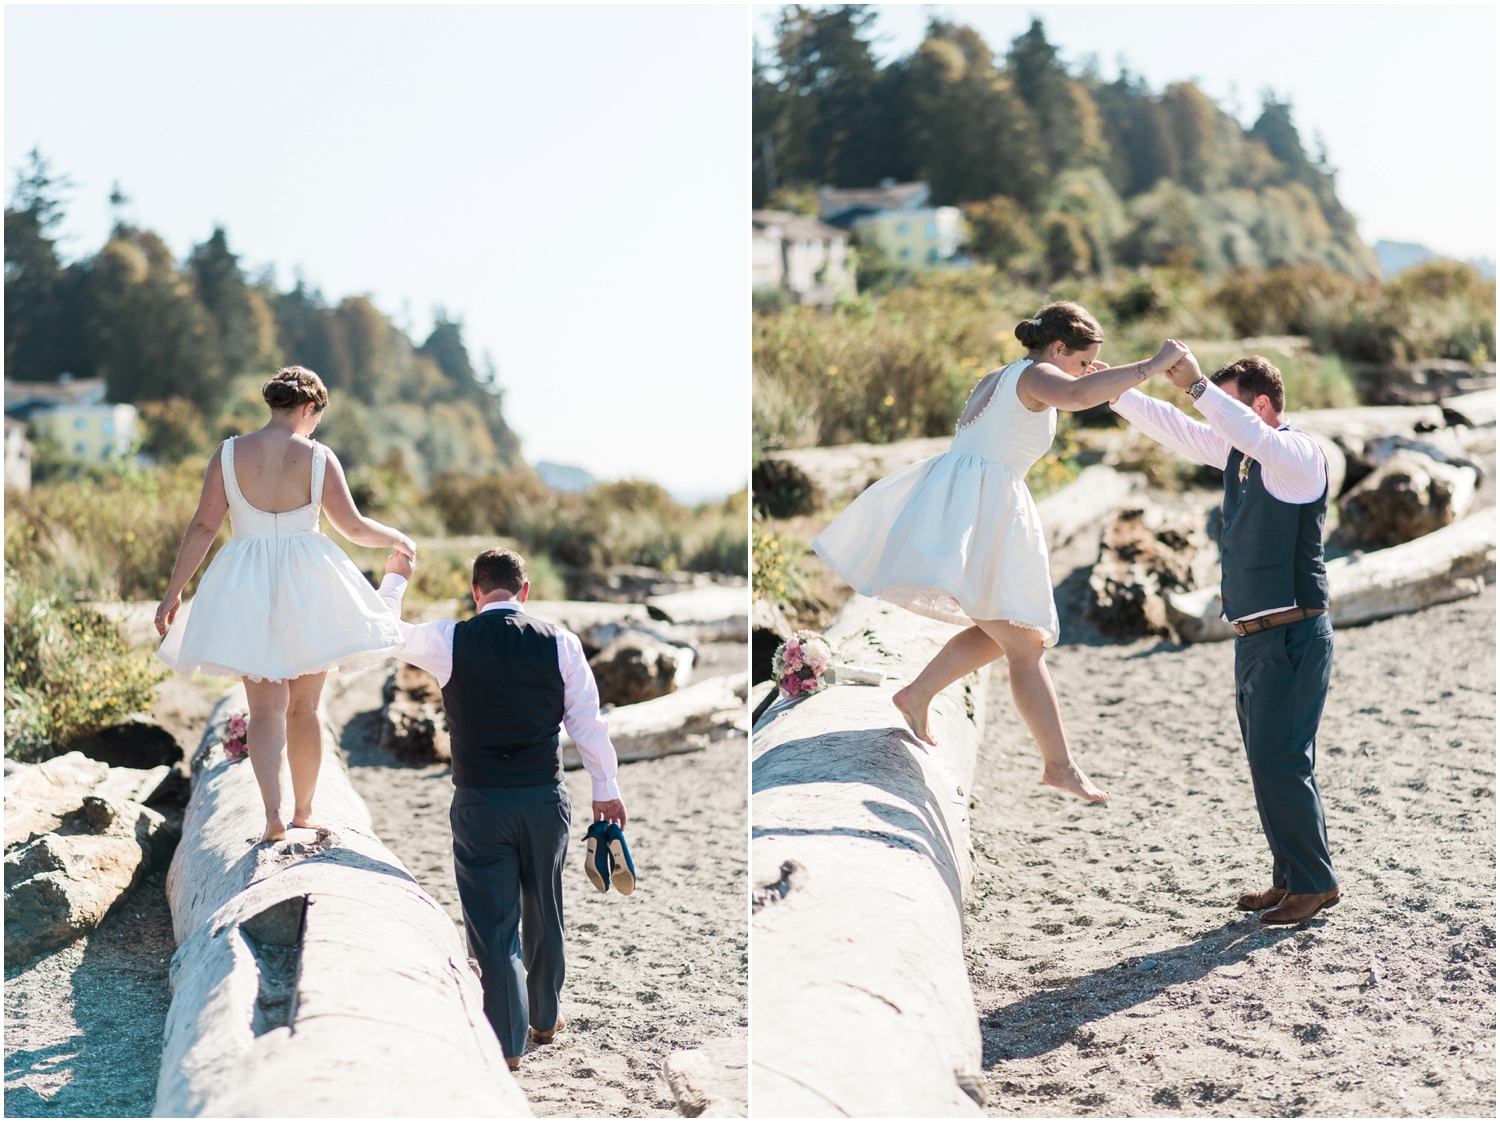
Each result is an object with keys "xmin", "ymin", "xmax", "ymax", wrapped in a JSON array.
[
  {"xmin": 260, "ymin": 815, "xmax": 287, "ymax": 843},
  {"xmin": 892, "ymin": 687, "xmax": 937, "ymax": 746},
  {"xmin": 290, "ymin": 812, "xmax": 322, "ymax": 830},
  {"xmin": 1042, "ymin": 762, "xmax": 1110, "ymax": 802}
]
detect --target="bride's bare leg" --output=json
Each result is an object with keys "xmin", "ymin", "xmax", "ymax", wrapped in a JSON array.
[
  {"xmin": 243, "ymin": 677, "xmax": 291, "ymax": 841},
  {"xmin": 286, "ymin": 672, "xmax": 328, "ymax": 829},
  {"xmin": 973, "ymin": 619, "xmax": 1108, "ymax": 803},
  {"xmin": 893, "ymin": 626, "xmax": 1003, "ymax": 746}
]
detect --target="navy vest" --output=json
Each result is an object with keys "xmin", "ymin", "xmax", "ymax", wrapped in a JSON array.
[
  {"xmin": 1220, "ymin": 429, "xmax": 1329, "ymax": 622},
  {"xmin": 440, "ymin": 608, "xmax": 567, "ymax": 788}
]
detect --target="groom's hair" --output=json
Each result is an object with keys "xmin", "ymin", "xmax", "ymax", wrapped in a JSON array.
[
  {"xmin": 472, "ymin": 548, "xmax": 527, "ymax": 595},
  {"xmin": 1212, "ymin": 355, "xmax": 1285, "ymax": 413}
]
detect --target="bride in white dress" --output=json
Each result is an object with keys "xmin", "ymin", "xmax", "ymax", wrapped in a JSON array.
[
  {"xmin": 814, "ymin": 302, "xmax": 1185, "ymax": 802},
  {"xmin": 155, "ymin": 367, "xmax": 414, "ymax": 841}
]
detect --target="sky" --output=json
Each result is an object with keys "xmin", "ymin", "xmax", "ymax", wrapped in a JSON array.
[
  {"xmin": 5, "ymin": 5, "xmax": 750, "ymax": 501},
  {"xmin": 755, "ymin": 3, "xmax": 1497, "ymax": 263}
]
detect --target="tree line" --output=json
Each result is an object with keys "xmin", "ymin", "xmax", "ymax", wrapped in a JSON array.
[
  {"xmin": 754, "ymin": 8, "xmax": 1376, "ymax": 280},
  {"xmin": 4, "ymin": 152, "xmax": 519, "ymax": 481}
]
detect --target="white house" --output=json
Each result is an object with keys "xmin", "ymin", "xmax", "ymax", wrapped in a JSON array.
[
  {"xmin": 816, "ymin": 180, "xmax": 968, "ymax": 270},
  {"xmin": 4, "ymin": 377, "xmax": 139, "ymax": 464},
  {"xmin": 752, "ymin": 210, "xmax": 855, "ymax": 305},
  {"xmin": 5, "ymin": 416, "xmax": 32, "ymax": 491}
]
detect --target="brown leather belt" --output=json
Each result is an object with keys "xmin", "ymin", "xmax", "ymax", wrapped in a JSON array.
[{"xmin": 1231, "ymin": 606, "xmax": 1328, "ymax": 637}]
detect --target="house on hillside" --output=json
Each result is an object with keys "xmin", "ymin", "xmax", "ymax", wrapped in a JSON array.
[
  {"xmin": 4, "ymin": 376, "xmax": 139, "ymax": 465},
  {"xmin": 817, "ymin": 180, "xmax": 967, "ymax": 270},
  {"xmin": 752, "ymin": 211, "xmax": 854, "ymax": 305}
]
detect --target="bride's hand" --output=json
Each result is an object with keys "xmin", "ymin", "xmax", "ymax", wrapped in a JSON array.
[
  {"xmin": 1087, "ymin": 360, "xmax": 1109, "ymax": 374},
  {"xmin": 1145, "ymin": 339, "xmax": 1189, "ymax": 374},
  {"xmin": 154, "ymin": 591, "xmax": 182, "ymax": 637},
  {"xmin": 391, "ymin": 534, "xmax": 417, "ymax": 560}
]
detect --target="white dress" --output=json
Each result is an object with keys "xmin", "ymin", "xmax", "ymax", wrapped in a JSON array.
[
  {"xmin": 157, "ymin": 438, "xmax": 405, "ymax": 682},
  {"xmin": 812, "ymin": 358, "xmax": 1061, "ymax": 645}
]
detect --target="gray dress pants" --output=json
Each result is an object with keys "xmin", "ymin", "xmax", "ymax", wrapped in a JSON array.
[
  {"xmin": 1234, "ymin": 612, "xmax": 1339, "ymax": 895},
  {"xmin": 450, "ymin": 781, "xmax": 571, "ymax": 1059}
]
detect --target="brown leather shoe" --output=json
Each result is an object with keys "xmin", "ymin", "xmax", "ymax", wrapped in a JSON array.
[
  {"xmin": 528, "ymin": 1017, "xmax": 565, "ymax": 1045},
  {"xmin": 1259, "ymin": 889, "xmax": 1340, "ymax": 925},
  {"xmin": 506, "ymin": 1057, "xmax": 520, "ymax": 1071},
  {"xmin": 1236, "ymin": 887, "xmax": 1288, "ymax": 911}
]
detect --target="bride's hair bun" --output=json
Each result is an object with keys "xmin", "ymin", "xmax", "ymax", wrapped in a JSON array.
[
  {"xmin": 1014, "ymin": 302, "xmax": 1104, "ymax": 352},
  {"xmin": 262, "ymin": 366, "xmax": 329, "ymax": 412}
]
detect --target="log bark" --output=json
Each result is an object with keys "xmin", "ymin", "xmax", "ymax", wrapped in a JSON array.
[
  {"xmin": 751, "ymin": 596, "xmax": 988, "ymax": 1117},
  {"xmin": 1336, "ymin": 449, "xmax": 1478, "ymax": 548},
  {"xmin": 562, "ymin": 673, "xmax": 749, "ymax": 769},
  {"xmin": 156, "ymin": 685, "xmax": 529, "ymax": 1117},
  {"xmin": 1164, "ymin": 514, "xmax": 1496, "ymax": 642}
]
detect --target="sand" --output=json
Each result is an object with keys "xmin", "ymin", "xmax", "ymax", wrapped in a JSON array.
[
  {"xmin": 963, "ymin": 583, "xmax": 1495, "ymax": 1116},
  {"xmin": 327, "ymin": 648, "xmax": 749, "ymax": 1118}
]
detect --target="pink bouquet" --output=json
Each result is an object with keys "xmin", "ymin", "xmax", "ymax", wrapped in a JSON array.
[
  {"xmin": 771, "ymin": 629, "xmax": 834, "ymax": 701},
  {"xmin": 222, "ymin": 710, "xmax": 249, "ymax": 761}
]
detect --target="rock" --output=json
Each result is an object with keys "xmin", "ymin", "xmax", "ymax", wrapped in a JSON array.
[
  {"xmin": 1086, "ymin": 507, "xmax": 1212, "ymax": 640},
  {"xmin": 664, "ymin": 1036, "xmax": 749, "ymax": 1117},
  {"xmin": 378, "ymin": 664, "xmax": 450, "ymax": 765},
  {"xmin": 1141, "ymin": 959, "xmax": 1159, "ymax": 971},
  {"xmin": 590, "ymin": 634, "xmax": 692, "ymax": 707},
  {"xmin": 1337, "ymin": 449, "xmax": 1478, "ymax": 548},
  {"xmin": 71, "ymin": 715, "xmax": 183, "ymax": 769},
  {"xmin": 4, "ymin": 785, "xmax": 178, "ymax": 966}
]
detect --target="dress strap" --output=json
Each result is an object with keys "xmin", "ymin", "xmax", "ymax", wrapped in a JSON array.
[
  {"xmin": 310, "ymin": 442, "xmax": 327, "ymax": 508},
  {"xmin": 221, "ymin": 437, "xmax": 243, "ymax": 504}
]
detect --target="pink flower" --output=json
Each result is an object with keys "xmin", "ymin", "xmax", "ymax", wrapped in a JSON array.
[
  {"xmin": 799, "ymin": 676, "xmax": 822, "ymax": 694},
  {"xmin": 224, "ymin": 737, "xmax": 248, "ymax": 761}
]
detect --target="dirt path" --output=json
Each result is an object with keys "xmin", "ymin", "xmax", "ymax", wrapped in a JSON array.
[
  {"xmin": 328, "ymin": 655, "xmax": 749, "ymax": 1118},
  {"xmin": 964, "ymin": 584, "xmax": 1496, "ymax": 1116}
]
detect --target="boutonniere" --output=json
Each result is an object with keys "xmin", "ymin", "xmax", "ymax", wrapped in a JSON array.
[{"xmin": 1239, "ymin": 456, "xmax": 1255, "ymax": 482}]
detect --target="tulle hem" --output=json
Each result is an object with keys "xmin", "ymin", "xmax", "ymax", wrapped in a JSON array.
[{"xmin": 159, "ymin": 641, "xmax": 404, "ymax": 684}]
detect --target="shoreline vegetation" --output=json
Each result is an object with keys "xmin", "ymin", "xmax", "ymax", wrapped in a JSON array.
[
  {"xmin": 751, "ymin": 9, "xmax": 1493, "ymax": 623},
  {"xmin": 4, "ymin": 154, "xmax": 748, "ymax": 767}
]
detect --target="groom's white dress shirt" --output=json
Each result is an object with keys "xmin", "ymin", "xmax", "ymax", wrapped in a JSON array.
[
  {"xmin": 376, "ymin": 574, "xmax": 621, "ymax": 801},
  {"xmin": 1110, "ymin": 380, "xmax": 1328, "ymax": 623}
]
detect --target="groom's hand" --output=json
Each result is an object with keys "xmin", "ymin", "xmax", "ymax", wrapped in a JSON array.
[
  {"xmin": 386, "ymin": 551, "xmax": 415, "ymax": 580},
  {"xmin": 593, "ymin": 799, "xmax": 627, "ymax": 828},
  {"xmin": 1162, "ymin": 343, "xmax": 1203, "ymax": 391}
]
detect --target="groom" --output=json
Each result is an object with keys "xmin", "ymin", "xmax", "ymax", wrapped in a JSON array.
[
  {"xmin": 377, "ymin": 546, "xmax": 626, "ymax": 1068},
  {"xmin": 1111, "ymin": 347, "xmax": 1340, "ymax": 924}
]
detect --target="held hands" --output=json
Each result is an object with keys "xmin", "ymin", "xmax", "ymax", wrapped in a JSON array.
[
  {"xmin": 154, "ymin": 591, "xmax": 182, "ymax": 637},
  {"xmin": 593, "ymin": 799, "xmax": 627, "ymax": 828},
  {"xmin": 1160, "ymin": 340, "xmax": 1203, "ymax": 391},
  {"xmin": 1144, "ymin": 338, "xmax": 1190, "ymax": 376},
  {"xmin": 385, "ymin": 550, "xmax": 416, "ymax": 580},
  {"xmin": 391, "ymin": 534, "xmax": 418, "ymax": 560}
]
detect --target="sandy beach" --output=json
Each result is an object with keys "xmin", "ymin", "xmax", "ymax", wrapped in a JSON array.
[{"xmin": 963, "ymin": 582, "xmax": 1495, "ymax": 1116}]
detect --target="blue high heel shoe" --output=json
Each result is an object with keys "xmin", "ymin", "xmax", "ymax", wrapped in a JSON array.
[
  {"xmin": 583, "ymin": 821, "xmax": 611, "ymax": 893},
  {"xmin": 603, "ymin": 822, "xmax": 636, "ymax": 896}
]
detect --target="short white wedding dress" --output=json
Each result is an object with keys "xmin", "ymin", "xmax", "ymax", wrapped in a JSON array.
[
  {"xmin": 157, "ymin": 438, "xmax": 405, "ymax": 682},
  {"xmin": 812, "ymin": 358, "xmax": 1061, "ymax": 645}
]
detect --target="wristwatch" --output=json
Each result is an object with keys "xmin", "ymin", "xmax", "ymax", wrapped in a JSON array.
[{"xmin": 1187, "ymin": 379, "xmax": 1208, "ymax": 400}]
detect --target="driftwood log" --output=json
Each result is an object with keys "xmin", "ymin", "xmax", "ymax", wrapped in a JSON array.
[
  {"xmin": 1034, "ymin": 463, "xmax": 1146, "ymax": 551},
  {"xmin": 1165, "ymin": 514, "xmax": 1496, "ymax": 642},
  {"xmin": 756, "ymin": 437, "xmax": 953, "ymax": 513},
  {"xmin": 751, "ymin": 596, "xmax": 987, "ymax": 1117},
  {"xmin": 562, "ymin": 673, "xmax": 748, "ymax": 769},
  {"xmin": 156, "ymin": 685, "xmax": 529, "ymax": 1117},
  {"xmin": 1336, "ymin": 448, "xmax": 1478, "ymax": 547}
]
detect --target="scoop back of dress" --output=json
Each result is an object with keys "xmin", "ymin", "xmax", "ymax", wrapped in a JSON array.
[
  {"xmin": 156, "ymin": 438, "xmax": 405, "ymax": 682},
  {"xmin": 811, "ymin": 358, "xmax": 1063, "ymax": 645}
]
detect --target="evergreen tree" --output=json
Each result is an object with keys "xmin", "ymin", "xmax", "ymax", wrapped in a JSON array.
[
  {"xmin": 4, "ymin": 150, "xmax": 84, "ymax": 382},
  {"xmin": 189, "ymin": 227, "xmax": 280, "ymax": 378}
]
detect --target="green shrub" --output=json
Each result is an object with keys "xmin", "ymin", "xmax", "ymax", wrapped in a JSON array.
[
  {"xmin": 752, "ymin": 527, "xmax": 807, "ymax": 605},
  {"xmin": 4, "ymin": 574, "xmax": 168, "ymax": 761}
]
